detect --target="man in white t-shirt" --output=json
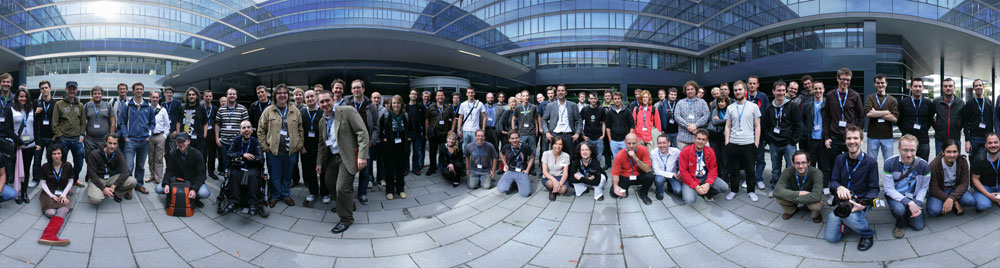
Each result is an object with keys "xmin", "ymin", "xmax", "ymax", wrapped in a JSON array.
[
  {"xmin": 650, "ymin": 135, "xmax": 680, "ymax": 201},
  {"xmin": 724, "ymin": 80, "xmax": 762, "ymax": 202},
  {"xmin": 458, "ymin": 87, "xmax": 484, "ymax": 149}
]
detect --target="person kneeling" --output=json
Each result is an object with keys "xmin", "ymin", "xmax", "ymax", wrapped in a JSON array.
[
  {"xmin": 926, "ymin": 140, "xmax": 975, "ymax": 217},
  {"xmin": 569, "ymin": 142, "xmax": 606, "ymax": 200},
  {"xmin": 676, "ymin": 130, "xmax": 729, "ymax": 205},
  {"xmin": 38, "ymin": 144, "xmax": 73, "ymax": 246},
  {"xmin": 774, "ymin": 151, "xmax": 824, "ymax": 223},
  {"xmin": 611, "ymin": 133, "xmax": 655, "ymax": 205},
  {"xmin": 86, "ymin": 134, "xmax": 136, "ymax": 204},
  {"xmin": 882, "ymin": 135, "xmax": 929, "ymax": 238},
  {"xmin": 496, "ymin": 132, "xmax": 533, "ymax": 197},
  {"xmin": 156, "ymin": 133, "xmax": 210, "ymax": 208},
  {"xmin": 824, "ymin": 126, "xmax": 878, "ymax": 251}
]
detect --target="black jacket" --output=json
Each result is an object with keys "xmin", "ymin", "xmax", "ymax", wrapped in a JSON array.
[
  {"xmin": 933, "ymin": 96, "xmax": 964, "ymax": 142},
  {"xmin": 163, "ymin": 147, "xmax": 206, "ymax": 193},
  {"xmin": 606, "ymin": 105, "xmax": 634, "ymax": 141},
  {"xmin": 898, "ymin": 96, "xmax": 935, "ymax": 143},
  {"xmin": 34, "ymin": 98, "xmax": 56, "ymax": 140},
  {"xmin": 762, "ymin": 99, "xmax": 802, "ymax": 146},
  {"xmin": 227, "ymin": 135, "xmax": 265, "ymax": 169},
  {"xmin": 963, "ymin": 96, "xmax": 993, "ymax": 140},
  {"xmin": 800, "ymin": 98, "xmax": 823, "ymax": 141},
  {"xmin": 380, "ymin": 111, "xmax": 410, "ymax": 151}
]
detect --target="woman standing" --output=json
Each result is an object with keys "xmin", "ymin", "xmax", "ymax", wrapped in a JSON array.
[
  {"xmin": 708, "ymin": 96, "xmax": 729, "ymax": 185},
  {"xmin": 6, "ymin": 88, "xmax": 35, "ymax": 204},
  {"xmin": 38, "ymin": 144, "xmax": 72, "ymax": 246},
  {"xmin": 632, "ymin": 90, "xmax": 661, "ymax": 152},
  {"xmin": 380, "ymin": 95, "xmax": 410, "ymax": 199},
  {"xmin": 569, "ymin": 141, "xmax": 606, "ymax": 200},
  {"xmin": 542, "ymin": 137, "xmax": 570, "ymax": 201},
  {"xmin": 439, "ymin": 131, "xmax": 465, "ymax": 187}
]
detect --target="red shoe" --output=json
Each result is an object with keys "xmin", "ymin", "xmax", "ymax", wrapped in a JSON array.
[
  {"xmin": 414, "ymin": 171, "xmax": 421, "ymax": 176},
  {"xmin": 38, "ymin": 216, "xmax": 70, "ymax": 246}
]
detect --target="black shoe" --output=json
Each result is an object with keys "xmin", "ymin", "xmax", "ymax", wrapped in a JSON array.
[
  {"xmin": 248, "ymin": 205, "xmax": 259, "ymax": 215},
  {"xmin": 858, "ymin": 236, "xmax": 874, "ymax": 251},
  {"xmin": 331, "ymin": 223, "xmax": 351, "ymax": 233},
  {"xmin": 640, "ymin": 195, "xmax": 653, "ymax": 205},
  {"xmin": 113, "ymin": 195, "xmax": 122, "ymax": 203},
  {"xmin": 597, "ymin": 195, "xmax": 605, "ymax": 201},
  {"xmin": 655, "ymin": 194, "xmax": 664, "ymax": 200},
  {"xmin": 359, "ymin": 196, "xmax": 369, "ymax": 205},
  {"xmin": 193, "ymin": 199, "xmax": 205, "ymax": 208},
  {"xmin": 223, "ymin": 203, "xmax": 237, "ymax": 213},
  {"xmin": 209, "ymin": 174, "xmax": 219, "ymax": 180},
  {"xmin": 330, "ymin": 207, "xmax": 337, "ymax": 213},
  {"xmin": 14, "ymin": 195, "xmax": 22, "ymax": 204},
  {"xmin": 426, "ymin": 169, "xmax": 436, "ymax": 176}
]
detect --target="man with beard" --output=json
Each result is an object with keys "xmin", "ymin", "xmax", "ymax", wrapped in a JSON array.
[{"xmin": 824, "ymin": 126, "xmax": 879, "ymax": 251}]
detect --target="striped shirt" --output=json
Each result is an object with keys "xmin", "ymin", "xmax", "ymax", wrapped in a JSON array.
[{"xmin": 216, "ymin": 103, "xmax": 248, "ymax": 145}]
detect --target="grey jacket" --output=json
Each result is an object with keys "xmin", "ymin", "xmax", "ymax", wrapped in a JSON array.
[{"xmin": 541, "ymin": 99, "xmax": 583, "ymax": 134}]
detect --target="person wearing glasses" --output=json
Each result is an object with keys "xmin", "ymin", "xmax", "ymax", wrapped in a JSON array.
[
  {"xmin": 822, "ymin": 68, "xmax": 865, "ymax": 205},
  {"xmin": 774, "ymin": 151, "xmax": 824, "ymax": 223},
  {"xmin": 881, "ymin": 135, "xmax": 930, "ymax": 238}
]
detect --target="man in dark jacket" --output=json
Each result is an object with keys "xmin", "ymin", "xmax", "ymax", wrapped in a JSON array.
[
  {"xmin": 934, "ymin": 77, "xmax": 964, "ymax": 154},
  {"xmin": 762, "ymin": 81, "xmax": 801, "ymax": 192},
  {"xmin": 898, "ymin": 78, "xmax": 935, "ymax": 161},
  {"xmin": 963, "ymin": 79, "xmax": 991, "ymax": 158},
  {"xmin": 156, "ymin": 133, "xmax": 209, "ymax": 208},
  {"xmin": 340, "ymin": 79, "xmax": 380, "ymax": 205}
]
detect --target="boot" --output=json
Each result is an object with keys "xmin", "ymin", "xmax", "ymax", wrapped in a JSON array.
[
  {"xmin": 20, "ymin": 182, "xmax": 29, "ymax": 204},
  {"xmin": 38, "ymin": 216, "xmax": 70, "ymax": 246}
]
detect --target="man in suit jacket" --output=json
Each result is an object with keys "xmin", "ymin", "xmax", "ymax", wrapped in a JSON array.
[
  {"xmin": 541, "ymin": 85, "xmax": 584, "ymax": 150},
  {"xmin": 315, "ymin": 91, "xmax": 369, "ymax": 234}
]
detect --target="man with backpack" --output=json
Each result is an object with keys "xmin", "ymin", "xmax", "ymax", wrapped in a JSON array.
[{"xmin": 157, "ymin": 133, "xmax": 209, "ymax": 209}]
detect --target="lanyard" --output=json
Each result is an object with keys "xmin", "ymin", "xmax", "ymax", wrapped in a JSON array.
[
  {"xmin": 242, "ymin": 140, "xmax": 253, "ymax": 155},
  {"xmin": 641, "ymin": 106, "xmax": 649, "ymax": 125},
  {"xmin": 19, "ymin": 109, "xmax": 28, "ymax": 128},
  {"xmin": 278, "ymin": 106, "xmax": 288, "ymax": 120},
  {"xmin": 837, "ymin": 90, "xmax": 848, "ymax": 122},
  {"xmin": 476, "ymin": 144, "xmax": 484, "ymax": 156},
  {"xmin": 181, "ymin": 150, "xmax": 189, "ymax": 162},
  {"xmin": 774, "ymin": 105, "xmax": 784, "ymax": 124},
  {"xmin": 205, "ymin": 105, "xmax": 213, "ymax": 122},
  {"xmin": 354, "ymin": 101, "xmax": 362, "ymax": 111},
  {"xmin": 437, "ymin": 104, "xmax": 444, "ymax": 118},
  {"xmin": 628, "ymin": 156, "xmax": 636, "ymax": 174},
  {"xmin": 104, "ymin": 151, "xmax": 115, "ymax": 174},
  {"xmin": 989, "ymin": 153, "xmax": 1000, "ymax": 185},
  {"xmin": 53, "ymin": 167, "xmax": 63, "ymax": 183},
  {"xmin": 257, "ymin": 102, "xmax": 266, "ymax": 113},
  {"xmin": 666, "ymin": 100, "xmax": 675, "ymax": 115},
  {"xmin": 510, "ymin": 145, "xmax": 522, "ymax": 168},
  {"xmin": 975, "ymin": 97, "xmax": 986, "ymax": 122},
  {"xmin": 580, "ymin": 159, "xmax": 589, "ymax": 177},
  {"xmin": 875, "ymin": 94, "xmax": 887, "ymax": 109},
  {"xmin": 41, "ymin": 100, "xmax": 50, "ymax": 119},
  {"xmin": 845, "ymin": 152, "xmax": 865, "ymax": 185},
  {"xmin": 305, "ymin": 109, "xmax": 317, "ymax": 130},
  {"xmin": 719, "ymin": 110, "xmax": 727, "ymax": 120},
  {"xmin": 735, "ymin": 101, "xmax": 747, "ymax": 130},
  {"xmin": 795, "ymin": 172, "xmax": 806, "ymax": 191},
  {"xmin": 92, "ymin": 102, "xmax": 101, "ymax": 117},
  {"xmin": 695, "ymin": 150, "xmax": 704, "ymax": 167},
  {"xmin": 658, "ymin": 151, "xmax": 669, "ymax": 171},
  {"xmin": 423, "ymin": 102, "xmax": 430, "ymax": 110},
  {"xmin": 911, "ymin": 97, "xmax": 921, "ymax": 112}
]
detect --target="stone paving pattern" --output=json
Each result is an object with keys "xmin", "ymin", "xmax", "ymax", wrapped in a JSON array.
[{"xmin": 0, "ymin": 153, "xmax": 998, "ymax": 268}]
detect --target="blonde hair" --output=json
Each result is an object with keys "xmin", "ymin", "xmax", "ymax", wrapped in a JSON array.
[{"xmin": 446, "ymin": 131, "xmax": 460, "ymax": 151}]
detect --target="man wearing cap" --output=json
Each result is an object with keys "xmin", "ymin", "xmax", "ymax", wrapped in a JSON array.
[
  {"xmin": 52, "ymin": 81, "xmax": 87, "ymax": 179},
  {"xmin": 155, "ymin": 133, "xmax": 209, "ymax": 208}
]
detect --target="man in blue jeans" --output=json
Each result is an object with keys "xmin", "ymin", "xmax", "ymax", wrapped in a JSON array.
[
  {"xmin": 762, "ymin": 81, "xmax": 800, "ymax": 194},
  {"xmin": 650, "ymin": 136, "xmax": 680, "ymax": 200},
  {"xmin": 407, "ymin": 90, "xmax": 428, "ymax": 175},
  {"xmin": 33, "ymin": 81, "xmax": 57, "ymax": 187},
  {"xmin": 881, "ymin": 135, "xmax": 929, "ymax": 238},
  {"xmin": 864, "ymin": 74, "xmax": 899, "ymax": 161},
  {"xmin": 118, "ymin": 82, "xmax": 155, "ymax": 194},
  {"xmin": 971, "ymin": 133, "xmax": 1000, "ymax": 212},
  {"xmin": 51, "ymin": 81, "xmax": 87, "ymax": 183},
  {"xmin": 824, "ymin": 126, "xmax": 879, "ymax": 251},
  {"xmin": 964, "ymin": 79, "xmax": 992, "ymax": 158}
]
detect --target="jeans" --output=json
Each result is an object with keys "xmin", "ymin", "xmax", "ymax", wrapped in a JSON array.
[
  {"xmin": 935, "ymin": 140, "xmax": 946, "ymax": 158},
  {"xmin": 653, "ymin": 175, "xmax": 680, "ymax": 196},
  {"xmin": 916, "ymin": 142, "xmax": 930, "ymax": 164},
  {"xmin": 411, "ymin": 133, "xmax": 425, "ymax": 172},
  {"xmin": 769, "ymin": 144, "xmax": 795, "ymax": 188},
  {"xmin": 887, "ymin": 198, "xmax": 926, "ymax": 230},
  {"xmin": 469, "ymin": 170, "xmax": 492, "ymax": 189},
  {"xmin": 609, "ymin": 140, "xmax": 626, "ymax": 159},
  {"xmin": 665, "ymin": 133, "xmax": 678, "ymax": 148},
  {"xmin": 0, "ymin": 185, "xmax": 15, "ymax": 201},
  {"xmin": 497, "ymin": 171, "xmax": 531, "ymax": 197},
  {"xmin": 60, "ymin": 137, "xmax": 85, "ymax": 180},
  {"xmin": 462, "ymin": 130, "xmax": 476, "ymax": 151},
  {"xmin": 266, "ymin": 153, "xmax": 297, "ymax": 200},
  {"xmin": 867, "ymin": 138, "xmax": 894, "ymax": 162},
  {"xmin": 968, "ymin": 136, "xmax": 986, "ymax": 159},
  {"xmin": 518, "ymin": 134, "xmax": 537, "ymax": 174},
  {"xmin": 926, "ymin": 188, "xmax": 976, "ymax": 216},
  {"xmin": 824, "ymin": 208, "xmax": 875, "ymax": 242},
  {"xmin": 755, "ymin": 142, "xmax": 767, "ymax": 181},
  {"xmin": 219, "ymin": 143, "xmax": 231, "ymax": 173},
  {"xmin": 586, "ymin": 140, "xmax": 604, "ymax": 165},
  {"xmin": 358, "ymin": 161, "xmax": 373, "ymax": 198},
  {"xmin": 155, "ymin": 184, "xmax": 211, "ymax": 199},
  {"xmin": 681, "ymin": 179, "xmax": 729, "ymax": 205},
  {"xmin": 973, "ymin": 185, "xmax": 1000, "ymax": 212},
  {"xmin": 125, "ymin": 139, "xmax": 149, "ymax": 186},
  {"xmin": 33, "ymin": 137, "xmax": 53, "ymax": 182}
]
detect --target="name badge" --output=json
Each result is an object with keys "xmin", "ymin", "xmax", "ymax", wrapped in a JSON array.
[
  {"xmin": 326, "ymin": 140, "xmax": 333, "ymax": 146},
  {"xmin": 439, "ymin": 120, "xmax": 445, "ymax": 125},
  {"xmin": 280, "ymin": 130, "xmax": 288, "ymax": 136},
  {"xmin": 241, "ymin": 168, "xmax": 249, "ymax": 172},
  {"xmin": 523, "ymin": 123, "xmax": 530, "ymax": 128},
  {"xmin": 773, "ymin": 128, "xmax": 780, "ymax": 134},
  {"xmin": 980, "ymin": 123, "xmax": 987, "ymax": 129},
  {"xmin": 191, "ymin": 134, "xmax": 197, "ymax": 139},
  {"xmin": 877, "ymin": 119, "xmax": 885, "ymax": 123},
  {"xmin": 629, "ymin": 175, "xmax": 637, "ymax": 181},
  {"xmin": 477, "ymin": 164, "xmax": 483, "ymax": 169},
  {"xmin": 668, "ymin": 119, "xmax": 674, "ymax": 124},
  {"xmin": 42, "ymin": 120, "xmax": 50, "ymax": 125},
  {"xmin": 226, "ymin": 125, "xmax": 235, "ymax": 131},
  {"xmin": 94, "ymin": 123, "xmax": 101, "ymax": 129},
  {"xmin": 487, "ymin": 118, "xmax": 494, "ymax": 122},
  {"xmin": 642, "ymin": 127, "xmax": 648, "ymax": 131},
  {"xmin": 813, "ymin": 125, "xmax": 821, "ymax": 131},
  {"xmin": 687, "ymin": 114, "xmax": 694, "ymax": 120},
  {"xmin": 308, "ymin": 131, "xmax": 316, "ymax": 138},
  {"xmin": 515, "ymin": 168, "xmax": 522, "ymax": 172},
  {"xmin": 394, "ymin": 138, "xmax": 402, "ymax": 144},
  {"xmin": 22, "ymin": 135, "xmax": 30, "ymax": 141},
  {"xmin": 207, "ymin": 125, "xmax": 213, "ymax": 130},
  {"xmin": 104, "ymin": 174, "xmax": 110, "ymax": 179},
  {"xmin": 838, "ymin": 120, "xmax": 847, "ymax": 127},
  {"xmin": 913, "ymin": 123, "xmax": 921, "ymax": 130},
  {"xmin": 54, "ymin": 190, "xmax": 62, "ymax": 196}
]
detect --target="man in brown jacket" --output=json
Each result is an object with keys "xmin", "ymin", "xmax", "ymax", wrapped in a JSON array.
[
  {"xmin": 258, "ymin": 84, "xmax": 304, "ymax": 207},
  {"xmin": 315, "ymin": 90, "xmax": 369, "ymax": 234},
  {"xmin": 926, "ymin": 141, "xmax": 976, "ymax": 216},
  {"xmin": 864, "ymin": 73, "xmax": 899, "ymax": 161}
]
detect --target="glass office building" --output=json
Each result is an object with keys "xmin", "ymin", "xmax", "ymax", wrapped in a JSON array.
[{"xmin": 2, "ymin": 0, "xmax": 999, "ymax": 99}]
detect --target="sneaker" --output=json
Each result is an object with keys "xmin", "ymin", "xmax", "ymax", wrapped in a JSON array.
[
  {"xmin": 756, "ymin": 181, "xmax": 766, "ymax": 190},
  {"xmin": 725, "ymin": 192, "xmax": 736, "ymax": 200},
  {"xmin": 27, "ymin": 180, "xmax": 38, "ymax": 188},
  {"xmin": 306, "ymin": 195, "xmax": 315, "ymax": 203},
  {"xmin": 322, "ymin": 196, "xmax": 331, "ymax": 204},
  {"xmin": 741, "ymin": 181, "xmax": 747, "ymax": 188},
  {"xmin": 399, "ymin": 192, "xmax": 407, "ymax": 199},
  {"xmin": 823, "ymin": 188, "xmax": 830, "ymax": 195},
  {"xmin": 892, "ymin": 227, "xmax": 905, "ymax": 238},
  {"xmin": 768, "ymin": 191, "xmax": 774, "ymax": 198},
  {"xmin": 826, "ymin": 195, "xmax": 835, "ymax": 206},
  {"xmin": 359, "ymin": 195, "xmax": 369, "ymax": 205},
  {"xmin": 386, "ymin": 193, "xmax": 394, "ymax": 200},
  {"xmin": 703, "ymin": 196, "xmax": 714, "ymax": 202},
  {"xmin": 748, "ymin": 192, "xmax": 759, "ymax": 202}
]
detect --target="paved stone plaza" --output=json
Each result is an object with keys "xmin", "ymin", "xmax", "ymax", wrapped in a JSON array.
[{"xmin": 0, "ymin": 154, "xmax": 997, "ymax": 268}]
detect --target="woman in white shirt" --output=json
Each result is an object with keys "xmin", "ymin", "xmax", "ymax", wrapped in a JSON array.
[{"xmin": 542, "ymin": 136, "xmax": 570, "ymax": 201}]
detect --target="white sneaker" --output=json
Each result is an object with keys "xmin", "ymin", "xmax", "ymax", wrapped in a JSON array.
[
  {"xmin": 827, "ymin": 195, "xmax": 835, "ymax": 206},
  {"xmin": 725, "ymin": 192, "xmax": 737, "ymax": 200},
  {"xmin": 768, "ymin": 191, "xmax": 774, "ymax": 198},
  {"xmin": 28, "ymin": 180, "xmax": 38, "ymax": 188},
  {"xmin": 306, "ymin": 195, "xmax": 315, "ymax": 202},
  {"xmin": 823, "ymin": 188, "xmax": 830, "ymax": 195},
  {"xmin": 322, "ymin": 196, "xmax": 331, "ymax": 204},
  {"xmin": 756, "ymin": 181, "xmax": 766, "ymax": 190},
  {"xmin": 748, "ymin": 192, "xmax": 759, "ymax": 202},
  {"xmin": 741, "ymin": 181, "xmax": 747, "ymax": 188}
]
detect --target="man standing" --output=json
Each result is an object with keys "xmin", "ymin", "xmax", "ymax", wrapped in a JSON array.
[
  {"xmin": 511, "ymin": 90, "xmax": 539, "ymax": 169},
  {"xmin": 162, "ymin": 87, "xmax": 183, "ymax": 152},
  {"xmin": 607, "ymin": 92, "xmax": 635, "ymax": 161},
  {"xmin": 259, "ymin": 84, "xmax": 304, "ymax": 207},
  {"xmin": 747, "ymin": 76, "xmax": 770, "ymax": 188},
  {"xmin": 215, "ymin": 88, "xmax": 249, "ymax": 175},
  {"xmin": 300, "ymin": 90, "xmax": 326, "ymax": 205},
  {"xmin": 610, "ymin": 133, "xmax": 655, "ymax": 205},
  {"xmin": 52, "ymin": 81, "xmax": 87, "ymax": 180},
  {"xmin": 33, "ymin": 81, "xmax": 58, "ymax": 186},
  {"xmin": 657, "ymin": 88, "xmax": 679, "ymax": 146},
  {"xmin": 341, "ymin": 80, "xmax": 380, "ymax": 205},
  {"xmin": 405, "ymin": 90, "xmax": 426, "ymax": 176},
  {"xmin": 964, "ymin": 79, "xmax": 992, "ymax": 158},
  {"xmin": 83, "ymin": 86, "xmax": 116, "ymax": 159},
  {"xmin": 581, "ymin": 93, "xmax": 606, "ymax": 164},
  {"xmin": 824, "ymin": 126, "xmax": 879, "ymax": 251},
  {"xmin": 542, "ymin": 85, "xmax": 583, "ymax": 150},
  {"xmin": 823, "ymin": 68, "xmax": 865, "ymax": 200},
  {"xmin": 482, "ymin": 92, "xmax": 499, "ymax": 148},
  {"xmin": 316, "ymin": 90, "xmax": 369, "ymax": 234},
  {"xmin": 774, "ymin": 151, "xmax": 824, "ymax": 223},
  {"xmin": 119, "ymin": 83, "xmax": 155, "ymax": 194},
  {"xmin": 882, "ymin": 135, "xmax": 930, "ymax": 238},
  {"xmin": 458, "ymin": 87, "xmax": 484, "ymax": 149},
  {"xmin": 425, "ymin": 90, "xmax": 454, "ymax": 176},
  {"xmin": 203, "ymin": 91, "xmax": 220, "ymax": 180},
  {"xmin": 934, "ymin": 78, "xmax": 964, "ymax": 154},
  {"xmin": 864, "ymin": 74, "xmax": 899, "ymax": 161},
  {"xmin": 725, "ymin": 81, "xmax": 762, "ymax": 202},
  {"xmin": 763, "ymin": 81, "xmax": 801, "ymax": 193},
  {"xmin": 674, "ymin": 81, "xmax": 710, "ymax": 149},
  {"xmin": 147, "ymin": 91, "xmax": 171, "ymax": 184},
  {"xmin": 249, "ymin": 85, "xmax": 270, "ymax": 134},
  {"xmin": 804, "ymin": 82, "xmax": 829, "ymax": 176},
  {"xmin": 174, "ymin": 88, "xmax": 208, "ymax": 155},
  {"xmin": 898, "ymin": 78, "xmax": 935, "ymax": 161}
]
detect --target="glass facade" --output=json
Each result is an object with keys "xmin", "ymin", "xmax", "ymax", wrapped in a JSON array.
[
  {"xmin": 537, "ymin": 48, "xmax": 620, "ymax": 69},
  {"xmin": 25, "ymin": 56, "xmax": 88, "ymax": 76},
  {"xmin": 626, "ymin": 49, "xmax": 696, "ymax": 73}
]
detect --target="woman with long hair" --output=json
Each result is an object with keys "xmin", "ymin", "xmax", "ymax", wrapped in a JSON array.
[
  {"xmin": 6, "ymin": 87, "xmax": 35, "ymax": 203},
  {"xmin": 569, "ymin": 141, "xmax": 606, "ymax": 200},
  {"xmin": 542, "ymin": 137, "xmax": 570, "ymax": 201},
  {"xmin": 380, "ymin": 95, "xmax": 410, "ymax": 199},
  {"xmin": 38, "ymin": 143, "xmax": 73, "ymax": 246},
  {"xmin": 632, "ymin": 89, "xmax": 661, "ymax": 152},
  {"xmin": 708, "ymin": 95, "xmax": 729, "ymax": 186},
  {"xmin": 440, "ymin": 131, "xmax": 465, "ymax": 187}
]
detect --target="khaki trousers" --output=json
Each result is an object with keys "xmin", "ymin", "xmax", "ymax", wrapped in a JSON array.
[{"xmin": 87, "ymin": 174, "xmax": 137, "ymax": 204}]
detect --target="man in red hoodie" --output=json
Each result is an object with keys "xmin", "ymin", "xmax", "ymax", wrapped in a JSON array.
[{"xmin": 677, "ymin": 129, "xmax": 729, "ymax": 204}]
